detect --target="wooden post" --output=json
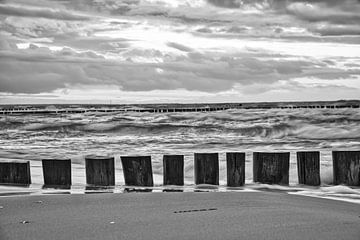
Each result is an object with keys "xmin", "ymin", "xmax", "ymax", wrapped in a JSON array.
[
  {"xmin": 226, "ymin": 152, "xmax": 245, "ymax": 187},
  {"xmin": 0, "ymin": 160, "xmax": 31, "ymax": 185},
  {"xmin": 42, "ymin": 159, "xmax": 71, "ymax": 189},
  {"xmin": 332, "ymin": 151, "xmax": 360, "ymax": 186},
  {"xmin": 163, "ymin": 155, "xmax": 184, "ymax": 186},
  {"xmin": 194, "ymin": 153, "xmax": 219, "ymax": 185},
  {"xmin": 253, "ymin": 152, "xmax": 290, "ymax": 185},
  {"xmin": 85, "ymin": 156, "xmax": 115, "ymax": 186},
  {"xmin": 121, "ymin": 156, "xmax": 153, "ymax": 186},
  {"xmin": 297, "ymin": 151, "xmax": 320, "ymax": 186}
]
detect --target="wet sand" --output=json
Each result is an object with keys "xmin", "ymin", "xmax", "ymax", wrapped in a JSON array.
[{"xmin": 0, "ymin": 192, "xmax": 359, "ymax": 240}]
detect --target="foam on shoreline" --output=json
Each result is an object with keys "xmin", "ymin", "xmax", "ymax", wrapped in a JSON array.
[
  {"xmin": 1, "ymin": 183, "xmax": 359, "ymax": 204},
  {"xmin": 1, "ymin": 156, "xmax": 359, "ymax": 204}
]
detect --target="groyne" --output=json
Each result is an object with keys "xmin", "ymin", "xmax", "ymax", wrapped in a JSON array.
[
  {"xmin": 1, "ymin": 101, "xmax": 359, "ymax": 115},
  {"xmin": 0, "ymin": 106, "xmax": 231, "ymax": 115},
  {"xmin": 1, "ymin": 151, "xmax": 359, "ymax": 188}
]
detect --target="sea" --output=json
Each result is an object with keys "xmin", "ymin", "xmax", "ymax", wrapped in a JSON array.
[{"xmin": 0, "ymin": 105, "xmax": 359, "ymax": 203}]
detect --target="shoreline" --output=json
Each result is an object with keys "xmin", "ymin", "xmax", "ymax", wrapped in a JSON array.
[
  {"xmin": 1, "ymin": 184, "xmax": 360, "ymax": 205},
  {"xmin": 1, "ymin": 156, "xmax": 360, "ymax": 205},
  {"xmin": 1, "ymin": 191, "xmax": 359, "ymax": 240}
]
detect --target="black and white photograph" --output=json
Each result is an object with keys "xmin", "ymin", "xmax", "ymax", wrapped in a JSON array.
[{"xmin": 0, "ymin": 0, "xmax": 359, "ymax": 239}]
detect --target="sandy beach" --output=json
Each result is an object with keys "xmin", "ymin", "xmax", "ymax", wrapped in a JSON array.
[{"xmin": 0, "ymin": 191, "xmax": 359, "ymax": 240}]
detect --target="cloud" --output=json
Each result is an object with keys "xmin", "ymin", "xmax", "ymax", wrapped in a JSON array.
[
  {"xmin": 0, "ymin": 0, "xmax": 359, "ymax": 103},
  {"xmin": 0, "ymin": 38, "xmax": 17, "ymax": 50},
  {"xmin": 287, "ymin": 1, "xmax": 360, "ymax": 25},
  {"xmin": 1, "ymin": 14, "xmax": 89, "ymax": 41},
  {"xmin": 206, "ymin": 0, "xmax": 272, "ymax": 10},
  {"xmin": 167, "ymin": 42, "xmax": 193, "ymax": 52},
  {"xmin": 1, "ymin": 38, "xmax": 358, "ymax": 95},
  {"xmin": 0, "ymin": 4, "xmax": 90, "ymax": 21},
  {"xmin": 207, "ymin": 0, "xmax": 242, "ymax": 8},
  {"xmin": 312, "ymin": 24, "xmax": 360, "ymax": 36}
]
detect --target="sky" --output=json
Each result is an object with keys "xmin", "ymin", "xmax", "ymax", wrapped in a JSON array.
[{"xmin": 0, "ymin": 0, "xmax": 359, "ymax": 104}]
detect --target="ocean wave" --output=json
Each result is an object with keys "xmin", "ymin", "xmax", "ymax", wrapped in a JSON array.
[
  {"xmin": 82, "ymin": 122, "xmax": 189, "ymax": 133},
  {"xmin": 7, "ymin": 111, "xmax": 358, "ymax": 141},
  {"xmin": 22, "ymin": 122, "xmax": 85, "ymax": 132},
  {"xmin": 293, "ymin": 125, "xmax": 360, "ymax": 140},
  {"xmin": 0, "ymin": 109, "xmax": 358, "ymax": 149}
]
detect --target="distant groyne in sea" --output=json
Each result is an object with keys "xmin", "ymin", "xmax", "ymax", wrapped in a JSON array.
[
  {"xmin": 0, "ymin": 106, "xmax": 231, "ymax": 115},
  {"xmin": 0, "ymin": 101, "xmax": 359, "ymax": 115}
]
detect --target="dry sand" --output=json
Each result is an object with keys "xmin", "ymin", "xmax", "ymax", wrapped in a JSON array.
[{"xmin": 0, "ymin": 191, "xmax": 359, "ymax": 240}]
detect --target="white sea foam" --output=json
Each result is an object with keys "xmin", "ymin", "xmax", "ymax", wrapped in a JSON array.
[{"xmin": 290, "ymin": 186, "xmax": 360, "ymax": 204}]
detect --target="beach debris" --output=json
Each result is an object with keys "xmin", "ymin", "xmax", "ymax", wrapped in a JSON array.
[
  {"xmin": 109, "ymin": 221, "xmax": 115, "ymax": 224},
  {"xmin": 0, "ymin": 206, "xmax": 3, "ymax": 209},
  {"xmin": 35, "ymin": 200, "xmax": 43, "ymax": 204},
  {"xmin": 174, "ymin": 208, "xmax": 218, "ymax": 214},
  {"xmin": 20, "ymin": 220, "xmax": 30, "ymax": 224}
]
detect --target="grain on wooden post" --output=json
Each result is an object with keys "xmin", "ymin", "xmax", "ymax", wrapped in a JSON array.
[
  {"xmin": 121, "ymin": 156, "xmax": 153, "ymax": 186},
  {"xmin": 226, "ymin": 152, "xmax": 245, "ymax": 187},
  {"xmin": 253, "ymin": 152, "xmax": 290, "ymax": 185},
  {"xmin": 297, "ymin": 151, "xmax": 320, "ymax": 186},
  {"xmin": 194, "ymin": 153, "xmax": 219, "ymax": 185},
  {"xmin": 332, "ymin": 151, "xmax": 360, "ymax": 186},
  {"xmin": 85, "ymin": 156, "xmax": 115, "ymax": 186},
  {"xmin": 163, "ymin": 155, "xmax": 184, "ymax": 186},
  {"xmin": 42, "ymin": 159, "xmax": 71, "ymax": 189},
  {"xmin": 0, "ymin": 160, "xmax": 31, "ymax": 185}
]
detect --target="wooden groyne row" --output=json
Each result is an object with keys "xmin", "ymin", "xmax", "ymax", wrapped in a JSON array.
[
  {"xmin": 1, "ymin": 104, "xmax": 359, "ymax": 115},
  {"xmin": 0, "ymin": 151, "xmax": 359, "ymax": 188},
  {"xmin": 242, "ymin": 105, "xmax": 360, "ymax": 110},
  {"xmin": 0, "ymin": 107, "xmax": 230, "ymax": 115},
  {"xmin": 272, "ymin": 105, "xmax": 359, "ymax": 109}
]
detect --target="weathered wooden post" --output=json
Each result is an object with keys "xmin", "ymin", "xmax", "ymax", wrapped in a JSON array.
[
  {"xmin": 194, "ymin": 153, "xmax": 219, "ymax": 185},
  {"xmin": 226, "ymin": 152, "xmax": 245, "ymax": 187},
  {"xmin": 253, "ymin": 152, "xmax": 290, "ymax": 185},
  {"xmin": 0, "ymin": 160, "xmax": 31, "ymax": 185},
  {"xmin": 85, "ymin": 156, "xmax": 115, "ymax": 186},
  {"xmin": 121, "ymin": 156, "xmax": 153, "ymax": 186},
  {"xmin": 332, "ymin": 151, "xmax": 360, "ymax": 186},
  {"xmin": 42, "ymin": 159, "xmax": 71, "ymax": 189},
  {"xmin": 163, "ymin": 155, "xmax": 184, "ymax": 186},
  {"xmin": 297, "ymin": 151, "xmax": 320, "ymax": 186}
]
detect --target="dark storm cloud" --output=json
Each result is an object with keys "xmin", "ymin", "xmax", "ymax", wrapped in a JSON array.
[
  {"xmin": 1, "ymin": 41, "xmax": 358, "ymax": 94},
  {"xmin": 286, "ymin": 0, "xmax": 360, "ymax": 25},
  {"xmin": 207, "ymin": 0, "xmax": 242, "ymax": 8}
]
